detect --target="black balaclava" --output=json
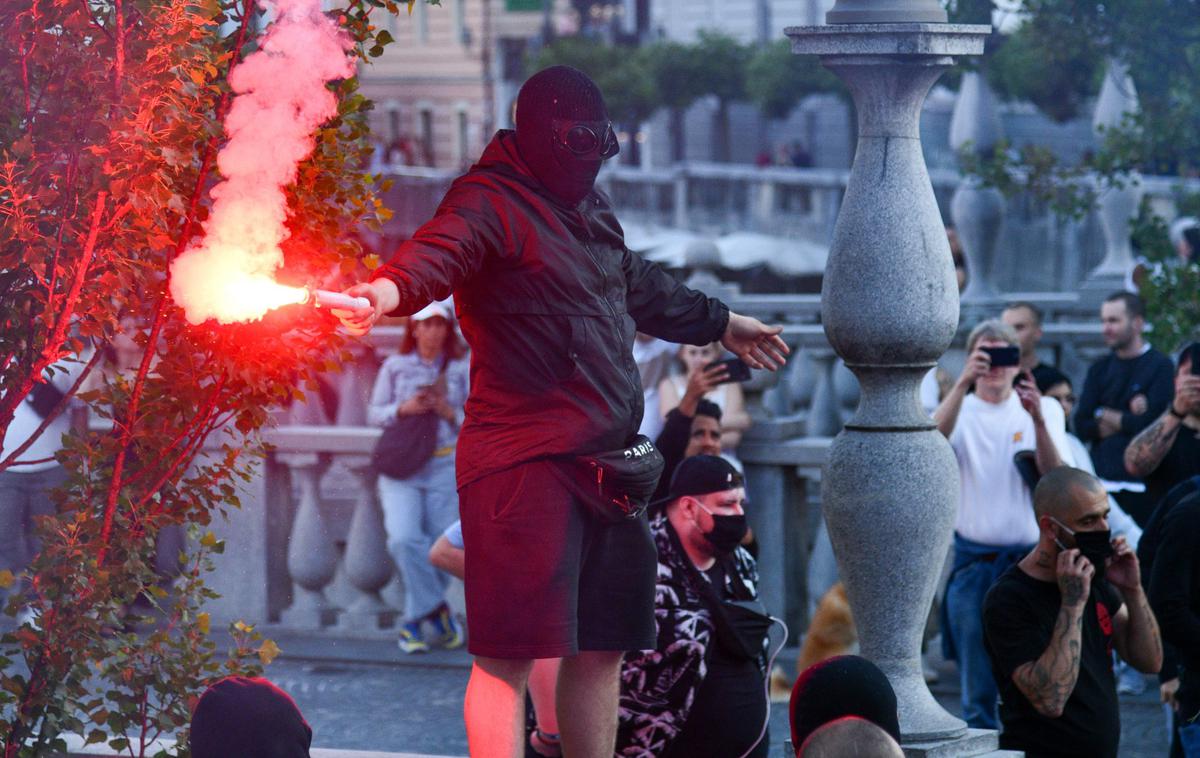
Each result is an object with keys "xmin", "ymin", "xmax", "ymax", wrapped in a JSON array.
[
  {"xmin": 190, "ymin": 676, "xmax": 313, "ymax": 758},
  {"xmin": 789, "ymin": 655, "xmax": 902, "ymax": 749},
  {"xmin": 515, "ymin": 65, "xmax": 615, "ymax": 205}
]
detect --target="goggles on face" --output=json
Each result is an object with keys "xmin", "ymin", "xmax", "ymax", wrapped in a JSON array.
[{"xmin": 551, "ymin": 119, "xmax": 619, "ymax": 159}]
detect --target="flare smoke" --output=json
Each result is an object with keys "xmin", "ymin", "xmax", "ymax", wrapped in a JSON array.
[{"xmin": 170, "ymin": 0, "xmax": 354, "ymax": 324}]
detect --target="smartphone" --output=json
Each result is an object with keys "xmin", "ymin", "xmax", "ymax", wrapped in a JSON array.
[
  {"xmin": 705, "ymin": 358, "xmax": 752, "ymax": 384},
  {"xmin": 981, "ymin": 345, "xmax": 1021, "ymax": 368},
  {"xmin": 1191, "ymin": 343, "xmax": 1200, "ymax": 376}
]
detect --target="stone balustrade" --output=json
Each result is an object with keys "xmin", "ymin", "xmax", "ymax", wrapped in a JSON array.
[
  {"xmin": 203, "ymin": 311, "xmax": 1110, "ymax": 640},
  {"xmin": 377, "ymin": 162, "xmax": 1198, "ymax": 301}
]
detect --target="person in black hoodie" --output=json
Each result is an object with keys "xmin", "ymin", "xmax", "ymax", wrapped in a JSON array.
[
  {"xmin": 1074, "ymin": 292, "xmax": 1175, "ymax": 525},
  {"xmin": 335, "ymin": 66, "xmax": 788, "ymax": 758}
]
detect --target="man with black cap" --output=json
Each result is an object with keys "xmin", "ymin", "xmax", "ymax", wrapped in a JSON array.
[
  {"xmin": 616, "ymin": 455, "xmax": 770, "ymax": 757},
  {"xmin": 335, "ymin": 66, "xmax": 788, "ymax": 758}
]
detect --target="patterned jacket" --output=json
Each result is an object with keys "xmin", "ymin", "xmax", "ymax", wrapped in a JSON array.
[{"xmin": 615, "ymin": 510, "xmax": 760, "ymax": 757}]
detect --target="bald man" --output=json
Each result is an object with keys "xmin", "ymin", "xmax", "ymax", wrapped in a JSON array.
[
  {"xmin": 982, "ymin": 467, "xmax": 1162, "ymax": 758},
  {"xmin": 797, "ymin": 717, "xmax": 903, "ymax": 758}
]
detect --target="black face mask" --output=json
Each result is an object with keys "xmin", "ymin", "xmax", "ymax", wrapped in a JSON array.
[
  {"xmin": 1051, "ymin": 517, "xmax": 1114, "ymax": 582},
  {"xmin": 697, "ymin": 503, "xmax": 748, "ymax": 555},
  {"xmin": 515, "ymin": 66, "xmax": 618, "ymax": 205}
]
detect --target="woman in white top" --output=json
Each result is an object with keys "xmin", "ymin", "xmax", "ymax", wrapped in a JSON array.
[{"xmin": 657, "ymin": 341, "xmax": 751, "ymax": 451}]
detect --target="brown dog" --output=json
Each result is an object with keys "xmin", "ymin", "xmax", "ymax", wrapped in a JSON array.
[{"xmin": 770, "ymin": 582, "xmax": 859, "ymax": 701}]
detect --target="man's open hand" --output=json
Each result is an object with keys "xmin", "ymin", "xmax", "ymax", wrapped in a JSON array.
[{"xmin": 721, "ymin": 312, "xmax": 789, "ymax": 371}]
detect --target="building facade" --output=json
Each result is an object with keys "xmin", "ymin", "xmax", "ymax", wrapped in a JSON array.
[{"xmin": 358, "ymin": 0, "xmax": 571, "ymax": 170}]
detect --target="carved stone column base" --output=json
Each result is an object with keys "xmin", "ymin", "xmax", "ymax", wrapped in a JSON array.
[
  {"xmin": 337, "ymin": 594, "xmax": 397, "ymax": 633},
  {"xmin": 903, "ymin": 728, "xmax": 1022, "ymax": 757},
  {"xmin": 279, "ymin": 588, "xmax": 338, "ymax": 630}
]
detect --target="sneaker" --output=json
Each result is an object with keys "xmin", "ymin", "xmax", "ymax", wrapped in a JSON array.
[
  {"xmin": 1116, "ymin": 662, "xmax": 1146, "ymax": 696},
  {"xmin": 430, "ymin": 605, "xmax": 464, "ymax": 649},
  {"xmin": 398, "ymin": 622, "xmax": 429, "ymax": 654}
]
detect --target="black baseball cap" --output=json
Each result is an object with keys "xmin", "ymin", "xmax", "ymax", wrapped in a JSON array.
[{"xmin": 658, "ymin": 455, "xmax": 743, "ymax": 507}]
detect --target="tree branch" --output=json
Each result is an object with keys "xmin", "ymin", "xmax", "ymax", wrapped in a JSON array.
[{"xmin": 0, "ymin": 347, "xmax": 104, "ymax": 473}]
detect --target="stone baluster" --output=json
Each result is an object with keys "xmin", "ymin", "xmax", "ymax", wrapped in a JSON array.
[
  {"xmin": 334, "ymin": 342, "xmax": 380, "ymax": 427},
  {"xmin": 950, "ymin": 70, "xmax": 1006, "ymax": 310},
  {"xmin": 833, "ymin": 357, "xmax": 860, "ymax": 415},
  {"xmin": 279, "ymin": 453, "xmax": 339, "ymax": 629},
  {"xmin": 790, "ymin": 14, "xmax": 989, "ymax": 745},
  {"xmin": 337, "ymin": 457, "xmax": 397, "ymax": 632},
  {"xmin": 672, "ymin": 169, "xmax": 688, "ymax": 229},
  {"xmin": 1081, "ymin": 60, "xmax": 1142, "ymax": 299},
  {"xmin": 804, "ymin": 349, "xmax": 842, "ymax": 437}
]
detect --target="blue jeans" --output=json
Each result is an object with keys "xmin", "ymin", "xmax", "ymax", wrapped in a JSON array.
[
  {"xmin": 0, "ymin": 466, "xmax": 67, "ymax": 606},
  {"xmin": 945, "ymin": 558, "xmax": 999, "ymax": 729},
  {"xmin": 379, "ymin": 453, "xmax": 459, "ymax": 622}
]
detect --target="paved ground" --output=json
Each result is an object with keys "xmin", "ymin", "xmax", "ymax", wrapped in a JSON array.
[{"xmin": 262, "ymin": 630, "xmax": 1171, "ymax": 757}]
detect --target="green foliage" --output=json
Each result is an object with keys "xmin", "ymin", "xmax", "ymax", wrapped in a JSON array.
[
  {"xmin": 985, "ymin": 19, "xmax": 1103, "ymax": 123},
  {"xmin": 0, "ymin": 0, "xmax": 399, "ymax": 754},
  {"xmin": 690, "ymin": 31, "xmax": 750, "ymax": 106},
  {"xmin": 641, "ymin": 41, "xmax": 711, "ymax": 112},
  {"xmin": 745, "ymin": 39, "xmax": 842, "ymax": 120},
  {"xmin": 529, "ymin": 37, "xmax": 657, "ymax": 127},
  {"xmin": 1142, "ymin": 262, "xmax": 1200, "ymax": 354}
]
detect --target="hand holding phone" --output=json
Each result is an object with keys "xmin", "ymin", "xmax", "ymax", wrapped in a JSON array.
[
  {"xmin": 705, "ymin": 358, "xmax": 752, "ymax": 385},
  {"xmin": 980, "ymin": 345, "xmax": 1020, "ymax": 368}
]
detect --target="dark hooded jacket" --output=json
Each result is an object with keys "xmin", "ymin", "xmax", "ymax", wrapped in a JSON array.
[{"xmin": 372, "ymin": 131, "xmax": 729, "ymax": 487}]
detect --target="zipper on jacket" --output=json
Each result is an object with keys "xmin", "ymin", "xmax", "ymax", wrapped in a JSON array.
[{"xmin": 577, "ymin": 208, "xmax": 642, "ymax": 406}]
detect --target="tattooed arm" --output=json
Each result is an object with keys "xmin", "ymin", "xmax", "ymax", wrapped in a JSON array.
[
  {"xmin": 1107, "ymin": 537, "xmax": 1164, "ymax": 674},
  {"xmin": 1011, "ymin": 550, "xmax": 1093, "ymax": 718},
  {"xmin": 1123, "ymin": 406, "xmax": 1183, "ymax": 478}
]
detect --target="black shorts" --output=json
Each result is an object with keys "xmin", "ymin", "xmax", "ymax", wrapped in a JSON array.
[{"xmin": 459, "ymin": 458, "xmax": 657, "ymax": 659}]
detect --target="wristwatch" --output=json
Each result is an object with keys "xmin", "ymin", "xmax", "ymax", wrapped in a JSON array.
[
  {"xmin": 1169, "ymin": 404, "xmax": 1187, "ymax": 420},
  {"xmin": 1094, "ymin": 407, "xmax": 1105, "ymax": 420}
]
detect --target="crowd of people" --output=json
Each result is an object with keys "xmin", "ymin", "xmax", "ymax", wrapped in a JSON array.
[
  {"xmin": 4, "ymin": 60, "xmax": 1199, "ymax": 758},
  {"xmin": 358, "ymin": 280, "xmax": 1200, "ymax": 758}
]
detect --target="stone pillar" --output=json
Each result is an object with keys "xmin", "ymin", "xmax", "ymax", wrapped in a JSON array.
[
  {"xmin": 1081, "ymin": 60, "xmax": 1142, "ymax": 301},
  {"xmin": 334, "ymin": 343, "xmax": 380, "ymax": 427},
  {"xmin": 950, "ymin": 70, "xmax": 1006, "ymax": 311},
  {"xmin": 279, "ymin": 453, "xmax": 339, "ymax": 629},
  {"xmin": 804, "ymin": 349, "xmax": 843, "ymax": 437},
  {"xmin": 788, "ymin": 20, "xmax": 989, "ymax": 744},
  {"xmin": 337, "ymin": 457, "xmax": 397, "ymax": 632}
]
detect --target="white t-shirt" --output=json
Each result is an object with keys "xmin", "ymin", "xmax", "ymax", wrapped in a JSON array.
[
  {"xmin": 1, "ymin": 355, "xmax": 90, "ymax": 473},
  {"xmin": 634, "ymin": 338, "xmax": 676, "ymax": 441},
  {"xmin": 951, "ymin": 393, "xmax": 1068, "ymax": 546}
]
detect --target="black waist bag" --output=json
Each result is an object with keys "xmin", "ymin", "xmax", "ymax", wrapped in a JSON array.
[{"xmin": 572, "ymin": 435, "xmax": 665, "ymax": 523}]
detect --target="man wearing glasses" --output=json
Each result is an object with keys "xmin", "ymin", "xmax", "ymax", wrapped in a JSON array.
[{"xmin": 336, "ymin": 66, "xmax": 788, "ymax": 758}]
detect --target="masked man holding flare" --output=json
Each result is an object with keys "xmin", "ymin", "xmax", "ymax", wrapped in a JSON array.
[{"xmin": 335, "ymin": 66, "xmax": 788, "ymax": 758}]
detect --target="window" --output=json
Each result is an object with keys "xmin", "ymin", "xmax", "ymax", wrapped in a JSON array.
[
  {"xmin": 419, "ymin": 108, "xmax": 435, "ymax": 166},
  {"xmin": 456, "ymin": 109, "xmax": 470, "ymax": 167}
]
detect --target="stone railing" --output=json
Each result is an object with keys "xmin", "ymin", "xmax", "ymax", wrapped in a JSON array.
[
  {"xmin": 376, "ymin": 162, "xmax": 1197, "ymax": 300},
  {"xmin": 203, "ymin": 310, "xmax": 1109, "ymax": 638}
]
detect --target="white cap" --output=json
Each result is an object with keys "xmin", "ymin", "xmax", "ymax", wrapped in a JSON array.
[
  {"xmin": 410, "ymin": 300, "xmax": 452, "ymax": 322},
  {"xmin": 1169, "ymin": 216, "xmax": 1198, "ymax": 247}
]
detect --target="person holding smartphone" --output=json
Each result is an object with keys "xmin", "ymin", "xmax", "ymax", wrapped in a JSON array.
[
  {"xmin": 933, "ymin": 319, "xmax": 1069, "ymax": 729},
  {"xmin": 658, "ymin": 342, "xmax": 752, "ymax": 453},
  {"xmin": 367, "ymin": 301, "xmax": 469, "ymax": 654},
  {"xmin": 1124, "ymin": 343, "xmax": 1200, "ymax": 515}
]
